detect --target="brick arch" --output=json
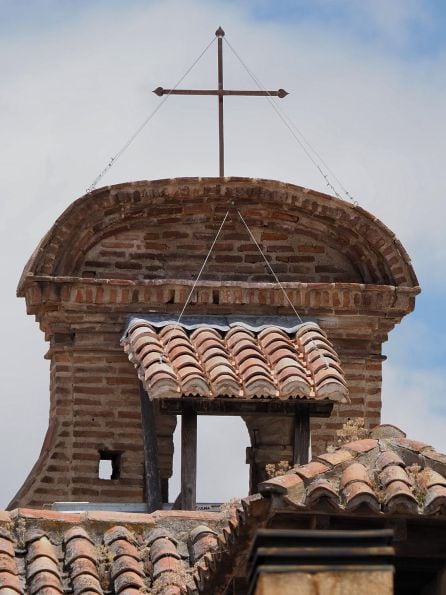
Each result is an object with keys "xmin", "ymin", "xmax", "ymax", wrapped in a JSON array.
[{"xmin": 17, "ymin": 177, "xmax": 418, "ymax": 292}]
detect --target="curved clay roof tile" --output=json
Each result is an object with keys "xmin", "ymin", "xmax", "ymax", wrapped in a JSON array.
[
  {"xmin": 125, "ymin": 321, "xmax": 349, "ymax": 402},
  {"xmin": 383, "ymin": 481, "xmax": 419, "ymax": 514},
  {"xmin": 306, "ymin": 479, "xmax": 340, "ymax": 509},
  {"xmin": 343, "ymin": 482, "xmax": 380, "ymax": 513},
  {"xmin": 191, "ymin": 328, "xmax": 224, "ymax": 348},
  {"xmin": 181, "ymin": 376, "xmax": 210, "ymax": 398},
  {"xmin": 244, "ymin": 377, "xmax": 277, "ymax": 398},
  {"xmin": 278, "ymin": 375, "xmax": 312, "ymax": 398},
  {"xmin": 424, "ymin": 485, "xmax": 446, "ymax": 514},
  {"xmin": 375, "ymin": 450, "xmax": 405, "ymax": 471},
  {"xmin": 315, "ymin": 379, "xmax": 349, "ymax": 401}
]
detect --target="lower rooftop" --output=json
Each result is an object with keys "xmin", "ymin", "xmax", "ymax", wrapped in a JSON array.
[{"xmin": 3, "ymin": 425, "xmax": 446, "ymax": 594}]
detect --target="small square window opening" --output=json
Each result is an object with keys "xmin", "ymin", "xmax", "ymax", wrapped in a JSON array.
[{"xmin": 98, "ymin": 450, "xmax": 121, "ymax": 480}]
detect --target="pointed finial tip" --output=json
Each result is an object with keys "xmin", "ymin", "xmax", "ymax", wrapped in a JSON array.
[
  {"xmin": 278, "ymin": 89, "xmax": 289, "ymax": 98},
  {"xmin": 215, "ymin": 27, "xmax": 225, "ymax": 37},
  {"xmin": 153, "ymin": 87, "xmax": 164, "ymax": 96}
]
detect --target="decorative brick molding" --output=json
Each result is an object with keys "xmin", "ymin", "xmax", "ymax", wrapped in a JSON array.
[
  {"xmin": 18, "ymin": 177, "xmax": 418, "ymax": 289},
  {"xmin": 12, "ymin": 177, "xmax": 420, "ymax": 508}
]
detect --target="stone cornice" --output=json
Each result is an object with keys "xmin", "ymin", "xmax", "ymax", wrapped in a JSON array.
[{"xmin": 22, "ymin": 275, "xmax": 420, "ymax": 320}]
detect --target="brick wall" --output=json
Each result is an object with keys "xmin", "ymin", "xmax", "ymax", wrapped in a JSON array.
[
  {"xmin": 11, "ymin": 178, "xmax": 419, "ymax": 507},
  {"xmin": 81, "ymin": 225, "xmax": 361, "ymax": 284}
]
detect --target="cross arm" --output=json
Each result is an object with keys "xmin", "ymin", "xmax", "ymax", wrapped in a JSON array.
[{"xmin": 153, "ymin": 87, "xmax": 288, "ymax": 98}]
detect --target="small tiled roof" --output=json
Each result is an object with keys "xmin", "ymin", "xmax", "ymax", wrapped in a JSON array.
[
  {"xmin": 122, "ymin": 319, "xmax": 349, "ymax": 403},
  {"xmin": 259, "ymin": 425, "xmax": 446, "ymax": 516}
]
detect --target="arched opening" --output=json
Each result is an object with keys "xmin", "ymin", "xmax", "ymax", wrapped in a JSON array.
[{"xmin": 169, "ymin": 416, "xmax": 250, "ymax": 505}]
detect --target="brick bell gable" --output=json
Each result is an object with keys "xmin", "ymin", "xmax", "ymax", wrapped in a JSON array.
[{"xmin": 11, "ymin": 177, "xmax": 420, "ymax": 508}]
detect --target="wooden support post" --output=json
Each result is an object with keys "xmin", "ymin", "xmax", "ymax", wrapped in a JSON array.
[
  {"xmin": 293, "ymin": 409, "xmax": 310, "ymax": 466},
  {"xmin": 161, "ymin": 478, "xmax": 169, "ymax": 504},
  {"xmin": 139, "ymin": 383, "xmax": 162, "ymax": 512},
  {"xmin": 181, "ymin": 411, "xmax": 197, "ymax": 510}
]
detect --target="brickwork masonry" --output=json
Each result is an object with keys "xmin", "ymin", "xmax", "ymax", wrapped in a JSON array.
[{"xmin": 11, "ymin": 178, "xmax": 419, "ymax": 507}]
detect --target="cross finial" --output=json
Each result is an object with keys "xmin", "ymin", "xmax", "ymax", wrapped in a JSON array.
[{"xmin": 154, "ymin": 28, "xmax": 288, "ymax": 176}]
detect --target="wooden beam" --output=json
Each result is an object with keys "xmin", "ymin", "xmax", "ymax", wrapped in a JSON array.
[
  {"xmin": 181, "ymin": 411, "xmax": 197, "ymax": 510},
  {"xmin": 159, "ymin": 397, "xmax": 333, "ymax": 418},
  {"xmin": 293, "ymin": 408, "xmax": 310, "ymax": 466},
  {"xmin": 139, "ymin": 383, "xmax": 162, "ymax": 512},
  {"xmin": 161, "ymin": 478, "xmax": 169, "ymax": 504}
]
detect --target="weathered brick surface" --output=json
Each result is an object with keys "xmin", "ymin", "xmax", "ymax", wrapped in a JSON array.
[
  {"xmin": 18, "ymin": 177, "xmax": 418, "ymax": 290},
  {"xmin": 81, "ymin": 225, "xmax": 361, "ymax": 283},
  {"xmin": 12, "ymin": 178, "xmax": 420, "ymax": 507}
]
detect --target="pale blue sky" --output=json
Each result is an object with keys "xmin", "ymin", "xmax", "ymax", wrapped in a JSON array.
[
  {"xmin": 1, "ymin": 0, "xmax": 445, "ymax": 505},
  {"xmin": 2, "ymin": 0, "xmax": 446, "ymax": 56}
]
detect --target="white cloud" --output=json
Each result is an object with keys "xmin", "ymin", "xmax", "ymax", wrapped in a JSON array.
[
  {"xmin": 382, "ymin": 362, "xmax": 446, "ymax": 453},
  {"xmin": 344, "ymin": 0, "xmax": 432, "ymax": 48},
  {"xmin": 0, "ymin": 0, "xmax": 445, "ymax": 506}
]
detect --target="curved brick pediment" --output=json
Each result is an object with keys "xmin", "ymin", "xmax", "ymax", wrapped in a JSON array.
[{"xmin": 18, "ymin": 177, "xmax": 418, "ymax": 294}]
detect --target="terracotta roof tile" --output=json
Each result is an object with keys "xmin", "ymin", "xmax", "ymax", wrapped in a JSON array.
[
  {"xmin": 343, "ymin": 479, "xmax": 379, "ymax": 508},
  {"xmin": 395, "ymin": 437, "xmax": 432, "ymax": 453},
  {"xmin": 64, "ymin": 527, "xmax": 103, "ymax": 595},
  {"xmin": 9, "ymin": 427, "xmax": 446, "ymax": 594},
  {"xmin": 317, "ymin": 449, "xmax": 354, "ymax": 467},
  {"xmin": 70, "ymin": 556, "xmax": 99, "ymax": 580},
  {"xmin": 0, "ymin": 554, "xmax": 18, "ymax": 576},
  {"xmin": 379, "ymin": 464, "xmax": 412, "ymax": 488},
  {"xmin": 306, "ymin": 479, "xmax": 339, "ymax": 508},
  {"xmin": 150, "ymin": 537, "xmax": 181, "ymax": 563},
  {"xmin": 376, "ymin": 450, "xmax": 404, "ymax": 470},
  {"xmin": 340, "ymin": 462, "xmax": 371, "ymax": 489},
  {"xmin": 70, "ymin": 574, "xmax": 103, "ymax": 595},
  {"xmin": 28, "ymin": 572, "xmax": 64, "ymax": 594},
  {"xmin": 27, "ymin": 534, "xmax": 59, "ymax": 564},
  {"xmin": 0, "ymin": 509, "xmax": 241, "ymax": 594},
  {"xmin": 0, "ymin": 537, "xmax": 15, "ymax": 559},
  {"xmin": 147, "ymin": 528, "xmax": 177, "ymax": 546},
  {"xmin": 425, "ymin": 485, "xmax": 446, "ymax": 514},
  {"xmin": 65, "ymin": 536, "xmax": 97, "ymax": 566},
  {"xmin": 294, "ymin": 461, "xmax": 330, "ymax": 481},
  {"xmin": 0, "ymin": 573, "xmax": 22, "ymax": 594},
  {"xmin": 104, "ymin": 526, "xmax": 137, "ymax": 547},
  {"xmin": 258, "ymin": 473, "xmax": 304, "ymax": 501},
  {"xmin": 383, "ymin": 481, "xmax": 418, "ymax": 513},
  {"xmin": 188, "ymin": 526, "xmax": 218, "ymax": 564},
  {"xmin": 123, "ymin": 320, "xmax": 349, "ymax": 403},
  {"xmin": 0, "ymin": 531, "xmax": 20, "ymax": 595},
  {"xmin": 419, "ymin": 468, "xmax": 446, "ymax": 489},
  {"xmin": 423, "ymin": 449, "xmax": 446, "ymax": 465},
  {"xmin": 105, "ymin": 538, "xmax": 139, "ymax": 559},
  {"xmin": 259, "ymin": 425, "xmax": 446, "ymax": 518},
  {"xmin": 343, "ymin": 438, "xmax": 378, "ymax": 453},
  {"xmin": 26, "ymin": 533, "xmax": 63, "ymax": 595},
  {"xmin": 152, "ymin": 556, "xmax": 181, "ymax": 578},
  {"xmin": 147, "ymin": 527, "xmax": 187, "ymax": 593},
  {"xmin": 113, "ymin": 570, "xmax": 146, "ymax": 594},
  {"xmin": 106, "ymin": 527, "xmax": 146, "ymax": 594},
  {"xmin": 370, "ymin": 424, "xmax": 406, "ymax": 439},
  {"xmin": 110, "ymin": 556, "xmax": 144, "ymax": 581}
]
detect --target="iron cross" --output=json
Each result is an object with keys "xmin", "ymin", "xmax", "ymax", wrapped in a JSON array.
[{"xmin": 153, "ymin": 27, "xmax": 288, "ymax": 177}]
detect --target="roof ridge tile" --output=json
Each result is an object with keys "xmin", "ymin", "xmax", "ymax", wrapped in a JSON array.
[{"xmin": 316, "ymin": 449, "xmax": 354, "ymax": 468}]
